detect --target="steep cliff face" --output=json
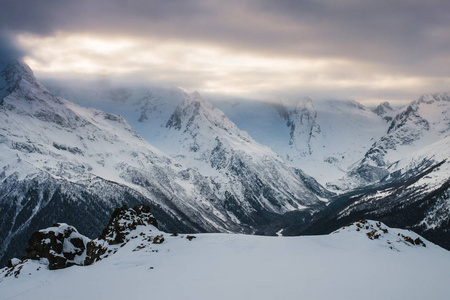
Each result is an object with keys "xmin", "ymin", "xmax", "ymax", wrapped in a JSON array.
[{"xmin": 273, "ymin": 97, "xmax": 321, "ymax": 157}]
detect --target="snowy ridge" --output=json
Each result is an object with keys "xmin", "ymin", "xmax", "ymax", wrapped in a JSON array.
[
  {"xmin": 163, "ymin": 91, "xmax": 331, "ymax": 214},
  {"xmin": 217, "ymin": 98, "xmax": 390, "ymax": 187},
  {"xmin": 2, "ymin": 215, "xmax": 449, "ymax": 300},
  {"xmin": 336, "ymin": 136, "xmax": 450, "ymax": 234},
  {"xmin": 372, "ymin": 101, "xmax": 398, "ymax": 122},
  {"xmin": 343, "ymin": 92, "xmax": 450, "ymax": 188}
]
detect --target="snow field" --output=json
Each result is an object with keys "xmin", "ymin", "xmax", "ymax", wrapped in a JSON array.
[{"xmin": 2, "ymin": 223, "xmax": 449, "ymax": 300}]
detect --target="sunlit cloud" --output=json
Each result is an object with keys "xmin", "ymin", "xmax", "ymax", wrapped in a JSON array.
[{"xmin": 16, "ymin": 31, "xmax": 448, "ymax": 105}]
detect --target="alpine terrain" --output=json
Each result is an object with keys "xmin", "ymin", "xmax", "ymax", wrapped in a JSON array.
[
  {"xmin": 1, "ymin": 205, "xmax": 449, "ymax": 300},
  {"xmin": 0, "ymin": 60, "xmax": 331, "ymax": 266}
]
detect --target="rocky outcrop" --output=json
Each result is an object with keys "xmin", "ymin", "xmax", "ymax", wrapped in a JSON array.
[
  {"xmin": 85, "ymin": 204, "xmax": 158, "ymax": 265},
  {"xmin": 23, "ymin": 223, "xmax": 89, "ymax": 270},
  {"xmin": 5, "ymin": 204, "xmax": 159, "ymax": 270}
]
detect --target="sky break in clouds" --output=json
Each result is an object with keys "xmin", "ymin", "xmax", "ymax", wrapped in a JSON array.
[{"xmin": 1, "ymin": 0, "xmax": 450, "ymax": 104}]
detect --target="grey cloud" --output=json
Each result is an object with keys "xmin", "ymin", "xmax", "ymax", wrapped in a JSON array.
[
  {"xmin": 3, "ymin": 1, "xmax": 449, "ymax": 70},
  {"xmin": 2, "ymin": 0, "xmax": 450, "ymax": 102},
  {"xmin": 0, "ymin": 32, "xmax": 25, "ymax": 62}
]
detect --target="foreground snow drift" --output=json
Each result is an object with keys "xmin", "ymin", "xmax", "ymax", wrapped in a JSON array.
[{"xmin": 1, "ymin": 219, "xmax": 449, "ymax": 300}]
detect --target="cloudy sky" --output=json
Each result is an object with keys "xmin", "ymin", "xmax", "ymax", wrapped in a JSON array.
[{"xmin": 1, "ymin": 0, "xmax": 450, "ymax": 104}]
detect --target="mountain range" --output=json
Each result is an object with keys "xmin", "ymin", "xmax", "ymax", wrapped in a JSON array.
[
  {"xmin": 0, "ymin": 60, "xmax": 329, "ymax": 266},
  {"xmin": 0, "ymin": 59, "xmax": 449, "ymax": 266}
]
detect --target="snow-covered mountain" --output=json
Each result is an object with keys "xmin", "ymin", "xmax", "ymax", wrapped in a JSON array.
[
  {"xmin": 0, "ymin": 61, "xmax": 332, "ymax": 266},
  {"xmin": 44, "ymin": 82, "xmax": 397, "ymax": 188},
  {"xmin": 0, "ymin": 60, "xmax": 225, "ymax": 266},
  {"xmin": 162, "ymin": 92, "xmax": 331, "ymax": 214},
  {"xmin": 2, "ymin": 207, "xmax": 449, "ymax": 300},
  {"xmin": 371, "ymin": 101, "xmax": 398, "ymax": 122},
  {"xmin": 344, "ymin": 92, "xmax": 450, "ymax": 188},
  {"xmin": 45, "ymin": 80, "xmax": 334, "ymax": 215},
  {"xmin": 217, "ymin": 98, "xmax": 393, "ymax": 187},
  {"xmin": 306, "ymin": 135, "xmax": 450, "ymax": 249}
]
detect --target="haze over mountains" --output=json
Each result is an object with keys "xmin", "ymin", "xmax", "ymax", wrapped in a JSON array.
[{"xmin": 0, "ymin": 59, "xmax": 449, "ymax": 270}]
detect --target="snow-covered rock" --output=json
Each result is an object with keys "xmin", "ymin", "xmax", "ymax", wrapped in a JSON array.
[
  {"xmin": 333, "ymin": 219, "xmax": 427, "ymax": 251},
  {"xmin": 22, "ymin": 223, "xmax": 90, "ymax": 270},
  {"xmin": 85, "ymin": 204, "xmax": 160, "ymax": 265}
]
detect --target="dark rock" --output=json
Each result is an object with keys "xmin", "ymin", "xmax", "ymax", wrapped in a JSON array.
[
  {"xmin": 85, "ymin": 204, "xmax": 158, "ymax": 265},
  {"xmin": 23, "ymin": 223, "xmax": 88, "ymax": 270},
  {"xmin": 186, "ymin": 235, "xmax": 196, "ymax": 241}
]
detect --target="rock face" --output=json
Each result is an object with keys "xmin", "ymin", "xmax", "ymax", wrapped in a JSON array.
[
  {"xmin": 85, "ymin": 204, "xmax": 159, "ymax": 265},
  {"xmin": 223, "ymin": 98, "xmax": 390, "ymax": 187},
  {"xmin": 9, "ymin": 204, "xmax": 159, "ymax": 269},
  {"xmin": 23, "ymin": 223, "xmax": 89, "ymax": 270},
  {"xmin": 273, "ymin": 97, "xmax": 321, "ymax": 156}
]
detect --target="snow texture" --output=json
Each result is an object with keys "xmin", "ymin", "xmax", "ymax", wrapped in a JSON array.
[{"xmin": 1, "ymin": 220, "xmax": 449, "ymax": 300}]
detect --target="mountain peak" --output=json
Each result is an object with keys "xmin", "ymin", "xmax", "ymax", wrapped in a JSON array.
[
  {"xmin": 166, "ymin": 91, "xmax": 235, "ymax": 135},
  {"xmin": 372, "ymin": 101, "xmax": 396, "ymax": 122},
  {"xmin": 0, "ymin": 60, "xmax": 37, "ymax": 100},
  {"xmin": 416, "ymin": 92, "xmax": 450, "ymax": 105}
]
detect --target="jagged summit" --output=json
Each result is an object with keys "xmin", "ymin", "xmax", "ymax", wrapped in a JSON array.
[
  {"xmin": 372, "ymin": 101, "xmax": 396, "ymax": 122},
  {"xmin": 0, "ymin": 59, "xmax": 42, "ymax": 100},
  {"xmin": 166, "ymin": 91, "xmax": 251, "ymax": 142},
  {"xmin": 415, "ymin": 92, "xmax": 450, "ymax": 105}
]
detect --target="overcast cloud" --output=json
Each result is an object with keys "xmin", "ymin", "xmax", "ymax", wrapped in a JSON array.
[{"xmin": 1, "ymin": 0, "xmax": 449, "ymax": 103}]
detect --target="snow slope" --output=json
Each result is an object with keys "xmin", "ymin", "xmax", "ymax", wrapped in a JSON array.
[
  {"xmin": 45, "ymin": 82, "xmax": 333, "ymax": 215},
  {"xmin": 345, "ymin": 92, "xmax": 450, "ymax": 188},
  {"xmin": 162, "ymin": 92, "xmax": 332, "ymax": 214},
  {"xmin": 217, "ymin": 98, "xmax": 393, "ymax": 187},
  {"xmin": 44, "ymin": 83, "xmax": 393, "ymax": 188},
  {"xmin": 1, "ymin": 218, "xmax": 449, "ymax": 300}
]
